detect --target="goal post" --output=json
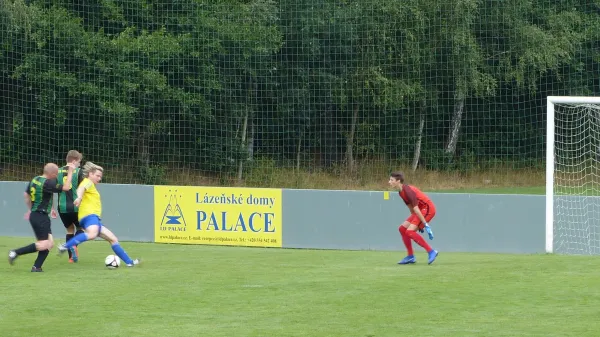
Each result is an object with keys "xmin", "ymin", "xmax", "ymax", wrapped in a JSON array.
[{"xmin": 546, "ymin": 96, "xmax": 600, "ymax": 254}]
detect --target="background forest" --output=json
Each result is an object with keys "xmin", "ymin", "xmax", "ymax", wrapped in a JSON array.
[{"xmin": 2, "ymin": 0, "xmax": 599, "ymax": 190}]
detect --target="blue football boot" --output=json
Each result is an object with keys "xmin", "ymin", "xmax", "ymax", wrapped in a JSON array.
[
  {"xmin": 398, "ymin": 255, "xmax": 416, "ymax": 264},
  {"xmin": 428, "ymin": 250, "xmax": 439, "ymax": 265}
]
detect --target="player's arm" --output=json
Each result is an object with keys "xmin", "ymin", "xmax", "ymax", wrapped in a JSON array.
[
  {"xmin": 60, "ymin": 164, "xmax": 75, "ymax": 191},
  {"xmin": 45, "ymin": 167, "xmax": 74, "ymax": 193},
  {"xmin": 24, "ymin": 192, "xmax": 32, "ymax": 208},
  {"xmin": 44, "ymin": 166, "xmax": 74, "ymax": 194},
  {"xmin": 400, "ymin": 190, "xmax": 415, "ymax": 213},
  {"xmin": 411, "ymin": 206, "xmax": 428, "ymax": 225},
  {"xmin": 404, "ymin": 185, "xmax": 434, "ymax": 238},
  {"xmin": 23, "ymin": 183, "xmax": 32, "ymax": 219},
  {"xmin": 51, "ymin": 194, "xmax": 58, "ymax": 218},
  {"xmin": 23, "ymin": 183, "xmax": 32, "ymax": 209},
  {"xmin": 43, "ymin": 180, "xmax": 65, "ymax": 193},
  {"xmin": 402, "ymin": 185, "xmax": 427, "ymax": 223},
  {"xmin": 74, "ymin": 180, "xmax": 91, "ymax": 206}
]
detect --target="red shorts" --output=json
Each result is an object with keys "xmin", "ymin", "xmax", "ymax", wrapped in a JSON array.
[{"xmin": 405, "ymin": 203, "xmax": 436, "ymax": 230}]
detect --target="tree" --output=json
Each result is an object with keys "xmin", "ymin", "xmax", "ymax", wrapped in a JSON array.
[{"xmin": 422, "ymin": 0, "xmax": 496, "ymax": 157}]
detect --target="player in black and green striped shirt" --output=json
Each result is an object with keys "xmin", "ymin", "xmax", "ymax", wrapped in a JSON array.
[
  {"xmin": 8, "ymin": 162, "xmax": 76, "ymax": 272},
  {"xmin": 57, "ymin": 150, "xmax": 84, "ymax": 263}
]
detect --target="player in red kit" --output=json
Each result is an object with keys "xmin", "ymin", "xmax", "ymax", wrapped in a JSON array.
[{"xmin": 389, "ymin": 171, "xmax": 438, "ymax": 265}]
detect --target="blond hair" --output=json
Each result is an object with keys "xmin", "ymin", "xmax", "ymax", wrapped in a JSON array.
[{"xmin": 82, "ymin": 161, "xmax": 104, "ymax": 177}]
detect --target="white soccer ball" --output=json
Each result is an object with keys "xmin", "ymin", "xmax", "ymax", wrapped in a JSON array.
[{"xmin": 105, "ymin": 255, "xmax": 121, "ymax": 269}]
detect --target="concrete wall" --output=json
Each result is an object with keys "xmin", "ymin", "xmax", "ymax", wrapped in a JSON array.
[
  {"xmin": 281, "ymin": 190, "xmax": 545, "ymax": 253},
  {"xmin": 0, "ymin": 182, "xmax": 546, "ymax": 253},
  {"xmin": 0, "ymin": 182, "xmax": 154, "ymax": 242}
]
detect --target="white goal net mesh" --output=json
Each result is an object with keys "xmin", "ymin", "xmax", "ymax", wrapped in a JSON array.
[{"xmin": 553, "ymin": 102, "xmax": 600, "ymax": 255}]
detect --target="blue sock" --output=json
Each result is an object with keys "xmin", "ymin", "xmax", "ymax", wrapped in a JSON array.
[
  {"xmin": 111, "ymin": 243, "xmax": 133, "ymax": 265},
  {"xmin": 65, "ymin": 232, "xmax": 88, "ymax": 248}
]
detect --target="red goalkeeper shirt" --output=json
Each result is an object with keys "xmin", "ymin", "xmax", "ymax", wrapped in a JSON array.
[{"xmin": 399, "ymin": 184, "xmax": 434, "ymax": 209}]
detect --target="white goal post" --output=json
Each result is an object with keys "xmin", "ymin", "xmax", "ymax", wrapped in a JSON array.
[{"xmin": 546, "ymin": 96, "xmax": 600, "ymax": 254}]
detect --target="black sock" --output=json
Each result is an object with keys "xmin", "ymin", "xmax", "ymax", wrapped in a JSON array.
[
  {"xmin": 33, "ymin": 250, "xmax": 49, "ymax": 269},
  {"xmin": 66, "ymin": 234, "xmax": 74, "ymax": 258},
  {"xmin": 14, "ymin": 243, "xmax": 37, "ymax": 256}
]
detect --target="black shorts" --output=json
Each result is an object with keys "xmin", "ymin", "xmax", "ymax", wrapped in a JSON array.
[
  {"xmin": 30, "ymin": 211, "xmax": 51, "ymax": 241},
  {"xmin": 59, "ymin": 212, "xmax": 82, "ymax": 230}
]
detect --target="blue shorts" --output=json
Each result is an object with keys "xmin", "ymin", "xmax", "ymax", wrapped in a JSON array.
[{"xmin": 80, "ymin": 215, "xmax": 103, "ymax": 231}]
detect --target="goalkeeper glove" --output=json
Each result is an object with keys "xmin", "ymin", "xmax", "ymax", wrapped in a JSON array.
[{"xmin": 424, "ymin": 223, "xmax": 434, "ymax": 240}]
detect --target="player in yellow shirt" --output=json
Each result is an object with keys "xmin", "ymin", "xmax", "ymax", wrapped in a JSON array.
[{"xmin": 57, "ymin": 162, "xmax": 140, "ymax": 267}]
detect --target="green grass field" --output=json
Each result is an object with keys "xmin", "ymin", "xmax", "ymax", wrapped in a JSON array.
[{"xmin": 1, "ymin": 237, "xmax": 599, "ymax": 337}]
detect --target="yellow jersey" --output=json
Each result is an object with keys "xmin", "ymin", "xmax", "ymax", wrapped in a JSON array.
[{"xmin": 78, "ymin": 178, "xmax": 102, "ymax": 220}]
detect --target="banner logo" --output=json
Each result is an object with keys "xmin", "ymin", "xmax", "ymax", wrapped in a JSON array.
[{"xmin": 159, "ymin": 189, "xmax": 187, "ymax": 230}]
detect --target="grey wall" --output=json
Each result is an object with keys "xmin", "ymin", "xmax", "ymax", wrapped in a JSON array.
[
  {"xmin": 281, "ymin": 190, "xmax": 545, "ymax": 253},
  {"xmin": 0, "ymin": 182, "xmax": 546, "ymax": 253},
  {"xmin": 1, "ymin": 182, "xmax": 36, "ymax": 238},
  {"xmin": 0, "ymin": 182, "xmax": 154, "ymax": 242},
  {"xmin": 96, "ymin": 184, "xmax": 154, "ymax": 242}
]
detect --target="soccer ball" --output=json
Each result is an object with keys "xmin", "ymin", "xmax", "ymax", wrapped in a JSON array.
[{"xmin": 105, "ymin": 255, "xmax": 121, "ymax": 269}]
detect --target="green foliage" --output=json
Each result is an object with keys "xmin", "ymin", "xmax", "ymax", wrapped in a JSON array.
[
  {"xmin": 244, "ymin": 157, "xmax": 278, "ymax": 187},
  {"xmin": 421, "ymin": 149, "xmax": 456, "ymax": 172},
  {"xmin": 138, "ymin": 164, "xmax": 167, "ymax": 185},
  {"xmin": 1, "ymin": 0, "xmax": 599, "ymax": 185}
]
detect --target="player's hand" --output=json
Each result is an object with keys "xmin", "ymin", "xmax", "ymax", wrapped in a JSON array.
[
  {"xmin": 74, "ymin": 198, "xmax": 81, "ymax": 207},
  {"xmin": 66, "ymin": 162, "xmax": 76, "ymax": 170},
  {"xmin": 23, "ymin": 210, "xmax": 31, "ymax": 220},
  {"xmin": 51, "ymin": 209, "xmax": 58, "ymax": 219},
  {"xmin": 424, "ymin": 224, "xmax": 434, "ymax": 240},
  {"xmin": 418, "ymin": 228, "xmax": 425, "ymax": 233}
]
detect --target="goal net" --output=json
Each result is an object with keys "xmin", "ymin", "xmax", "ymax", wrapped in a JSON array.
[{"xmin": 547, "ymin": 96, "xmax": 600, "ymax": 255}]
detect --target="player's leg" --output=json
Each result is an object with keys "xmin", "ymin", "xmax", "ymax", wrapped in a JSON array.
[
  {"xmin": 73, "ymin": 217, "xmax": 83, "ymax": 261},
  {"xmin": 59, "ymin": 212, "xmax": 76, "ymax": 261},
  {"xmin": 98, "ymin": 227, "xmax": 139, "ymax": 266},
  {"xmin": 8, "ymin": 212, "xmax": 51, "ymax": 269},
  {"xmin": 399, "ymin": 223, "xmax": 414, "ymax": 255},
  {"xmin": 32, "ymin": 232, "xmax": 53, "ymax": 272},
  {"xmin": 8, "ymin": 240, "xmax": 37, "ymax": 265},
  {"xmin": 406, "ymin": 223, "xmax": 433, "ymax": 251},
  {"xmin": 68, "ymin": 214, "xmax": 83, "ymax": 262},
  {"xmin": 405, "ymin": 222, "xmax": 438, "ymax": 265},
  {"xmin": 422, "ymin": 207, "xmax": 439, "ymax": 264},
  {"xmin": 57, "ymin": 215, "xmax": 100, "ymax": 254},
  {"xmin": 397, "ymin": 220, "xmax": 416, "ymax": 264},
  {"xmin": 66, "ymin": 224, "xmax": 75, "ymax": 261},
  {"xmin": 423, "ymin": 205, "xmax": 436, "ymax": 240}
]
